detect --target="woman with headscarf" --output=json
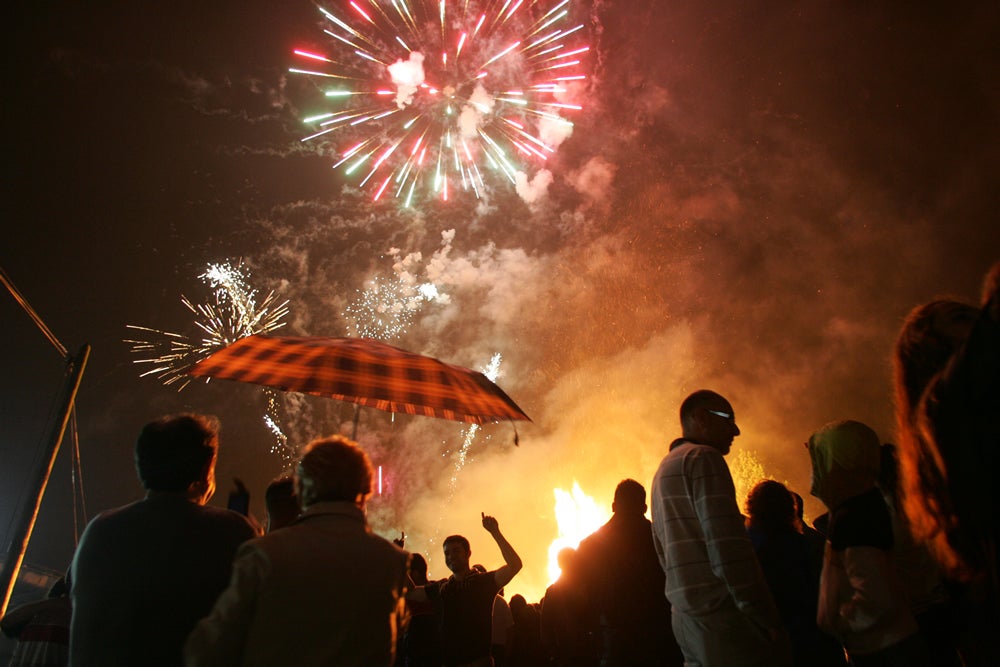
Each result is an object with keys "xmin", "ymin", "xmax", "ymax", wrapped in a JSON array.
[{"xmin": 807, "ymin": 420, "xmax": 929, "ymax": 667}]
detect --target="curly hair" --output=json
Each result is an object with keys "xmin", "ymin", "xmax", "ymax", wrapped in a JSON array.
[
  {"xmin": 744, "ymin": 480, "xmax": 796, "ymax": 534},
  {"xmin": 295, "ymin": 435, "xmax": 374, "ymax": 508}
]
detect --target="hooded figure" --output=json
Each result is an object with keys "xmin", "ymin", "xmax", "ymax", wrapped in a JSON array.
[{"xmin": 807, "ymin": 420, "xmax": 929, "ymax": 667}]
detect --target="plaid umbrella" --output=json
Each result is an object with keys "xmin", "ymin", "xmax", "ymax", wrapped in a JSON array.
[{"xmin": 188, "ymin": 335, "xmax": 530, "ymax": 426}]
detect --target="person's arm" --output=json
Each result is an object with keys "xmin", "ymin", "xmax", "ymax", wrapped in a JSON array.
[
  {"xmin": 482, "ymin": 513, "xmax": 522, "ymax": 588},
  {"xmin": 837, "ymin": 545, "xmax": 902, "ymax": 635},
  {"xmin": 0, "ymin": 598, "xmax": 61, "ymax": 638}
]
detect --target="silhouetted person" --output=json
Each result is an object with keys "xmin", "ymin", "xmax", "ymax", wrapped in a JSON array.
[
  {"xmin": 408, "ymin": 514, "xmax": 523, "ymax": 667},
  {"xmin": 893, "ymin": 261, "xmax": 1000, "ymax": 664},
  {"xmin": 185, "ymin": 434, "xmax": 410, "ymax": 666},
  {"xmin": 505, "ymin": 594, "xmax": 546, "ymax": 667},
  {"xmin": 400, "ymin": 553, "xmax": 443, "ymax": 667},
  {"xmin": 745, "ymin": 480, "xmax": 846, "ymax": 667},
  {"xmin": 651, "ymin": 390, "xmax": 789, "ymax": 666},
  {"xmin": 807, "ymin": 420, "xmax": 929, "ymax": 666},
  {"xmin": 263, "ymin": 474, "xmax": 299, "ymax": 533},
  {"xmin": 1, "ymin": 575, "xmax": 71, "ymax": 666},
  {"xmin": 576, "ymin": 479, "xmax": 682, "ymax": 666},
  {"xmin": 491, "ymin": 583, "xmax": 513, "ymax": 667},
  {"xmin": 69, "ymin": 414, "xmax": 257, "ymax": 667},
  {"xmin": 540, "ymin": 547, "xmax": 598, "ymax": 666},
  {"xmin": 790, "ymin": 490, "xmax": 826, "ymax": 574}
]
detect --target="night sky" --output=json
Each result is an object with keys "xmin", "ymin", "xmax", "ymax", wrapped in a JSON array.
[{"xmin": 4, "ymin": 0, "xmax": 999, "ymax": 603}]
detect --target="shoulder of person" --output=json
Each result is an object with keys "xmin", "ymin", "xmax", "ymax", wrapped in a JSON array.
[
  {"xmin": 199, "ymin": 504, "xmax": 259, "ymax": 538},
  {"xmin": 828, "ymin": 489, "xmax": 893, "ymax": 551}
]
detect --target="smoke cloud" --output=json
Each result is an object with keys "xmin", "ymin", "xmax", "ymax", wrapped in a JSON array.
[
  {"xmin": 388, "ymin": 52, "xmax": 425, "ymax": 109},
  {"xmin": 6, "ymin": 0, "xmax": 996, "ymax": 603}
]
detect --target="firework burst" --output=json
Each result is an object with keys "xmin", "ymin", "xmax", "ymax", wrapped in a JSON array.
[
  {"xmin": 291, "ymin": 0, "xmax": 589, "ymax": 203},
  {"xmin": 125, "ymin": 261, "xmax": 290, "ymax": 390},
  {"xmin": 343, "ymin": 274, "xmax": 437, "ymax": 340}
]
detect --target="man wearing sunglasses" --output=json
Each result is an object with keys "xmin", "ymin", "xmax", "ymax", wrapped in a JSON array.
[{"xmin": 651, "ymin": 390, "xmax": 790, "ymax": 666}]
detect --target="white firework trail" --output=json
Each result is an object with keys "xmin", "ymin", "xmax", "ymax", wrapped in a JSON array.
[{"xmin": 449, "ymin": 352, "xmax": 504, "ymax": 486}]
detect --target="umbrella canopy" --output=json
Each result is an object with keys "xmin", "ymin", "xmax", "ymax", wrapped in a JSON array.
[{"xmin": 188, "ymin": 335, "xmax": 530, "ymax": 425}]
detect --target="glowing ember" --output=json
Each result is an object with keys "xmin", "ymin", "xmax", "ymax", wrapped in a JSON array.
[{"xmin": 729, "ymin": 449, "xmax": 767, "ymax": 514}]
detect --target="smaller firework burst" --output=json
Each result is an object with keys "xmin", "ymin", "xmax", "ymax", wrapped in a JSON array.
[
  {"xmin": 343, "ymin": 274, "xmax": 430, "ymax": 341},
  {"xmin": 125, "ymin": 261, "xmax": 290, "ymax": 390}
]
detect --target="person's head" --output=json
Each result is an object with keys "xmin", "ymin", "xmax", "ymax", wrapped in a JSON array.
[
  {"xmin": 264, "ymin": 475, "xmax": 300, "ymax": 532},
  {"xmin": 891, "ymin": 298, "xmax": 982, "ymax": 579},
  {"xmin": 442, "ymin": 534, "xmax": 472, "ymax": 576},
  {"xmin": 894, "ymin": 300, "xmax": 979, "ymax": 424},
  {"xmin": 612, "ymin": 478, "xmax": 647, "ymax": 515},
  {"xmin": 408, "ymin": 552, "xmax": 429, "ymax": 586},
  {"xmin": 807, "ymin": 420, "xmax": 881, "ymax": 511},
  {"xmin": 295, "ymin": 435, "xmax": 374, "ymax": 510},
  {"xmin": 679, "ymin": 390, "xmax": 741, "ymax": 454},
  {"xmin": 509, "ymin": 593, "xmax": 530, "ymax": 619},
  {"xmin": 135, "ymin": 413, "xmax": 219, "ymax": 504},
  {"xmin": 745, "ymin": 480, "xmax": 796, "ymax": 533}
]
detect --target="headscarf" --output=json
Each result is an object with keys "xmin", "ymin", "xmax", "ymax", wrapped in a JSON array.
[{"xmin": 808, "ymin": 419, "xmax": 882, "ymax": 510}]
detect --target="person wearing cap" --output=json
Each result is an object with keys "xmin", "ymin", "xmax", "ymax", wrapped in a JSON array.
[
  {"xmin": 69, "ymin": 413, "xmax": 257, "ymax": 667},
  {"xmin": 184, "ymin": 434, "xmax": 410, "ymax": 667}
]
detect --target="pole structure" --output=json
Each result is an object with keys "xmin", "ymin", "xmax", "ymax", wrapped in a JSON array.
[
  {"xmin": 352, "ymin": 403, "xmax": 361, "ymax": 440},
  {"xmin": 0, "ymin": 343, "xmax": 90, "ymax": 617}
]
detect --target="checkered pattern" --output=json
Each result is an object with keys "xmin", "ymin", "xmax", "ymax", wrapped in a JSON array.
[{"xmin": 189, "ymin": 335, "xmax": 530, "ymax": 424}]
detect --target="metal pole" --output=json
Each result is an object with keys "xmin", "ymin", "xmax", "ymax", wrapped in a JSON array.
[{"xmin": 0, "ymin": 343, "xmax": 90, "ymax": 616}]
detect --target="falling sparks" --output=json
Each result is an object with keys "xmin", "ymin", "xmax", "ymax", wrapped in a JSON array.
[
  {"xmin": 125, "ymin": 261, "xmax": 290, "ymax": 390},
  {"xmin": 291, "ymin": 0, "xmax": 589, "ymax": 203},
  {"xmin": 449, "ymin": 353, "xmax": 503, "ymax": 485},
  {"xmin": 729, "ymin": 449, "xmax": 768, "ymax": 515},
  {"xmin": 263, "ymin": 389, "xmax": 297, "ymax": 463},
  {"xmin": 343, "ymin": 274, "xmax": 436, "ymax": 340}
]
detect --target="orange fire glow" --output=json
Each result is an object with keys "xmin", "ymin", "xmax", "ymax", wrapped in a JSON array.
[{"xmin": 546, "ymin": 481, "xmax": 610, "ymax": 586}]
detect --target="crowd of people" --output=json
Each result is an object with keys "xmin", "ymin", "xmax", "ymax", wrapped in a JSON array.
[{"xmin": 2, "ymin": 261, "xmax": 997, "ymax": 666}]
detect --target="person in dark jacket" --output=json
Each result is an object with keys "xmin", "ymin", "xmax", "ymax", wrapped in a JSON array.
[{"xmin": 576, "ymin": 479, "xmax": 683, "ymax": 667}]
